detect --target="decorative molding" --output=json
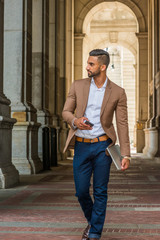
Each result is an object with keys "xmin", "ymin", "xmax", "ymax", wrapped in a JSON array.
[
  {"xmin": 136, "ymin": 120, "xmax": 145, "ymax": 130},
  {"xmin": 0, "ymin": 116, "xmax": 16, "ymax": 129},
  {"xmin": 136, "ymin": 32, "xmax": 148, "ymax": 39},
  {"xmin": 109, "ymin": 31, "xmax": 118, "ymax": 43},
  {"xmin": 0, "ymin": 116, "xmax": 15, "ymax": 122},
  {"xmin": 74, "ymin": 33, "xmax": 86, "ymax": 39},
  {"xmin": 76, "ymin": 0, "xmax": 146, "ymax": 33},
  {"xmin": 12, "ymin": 112, "xmax": 27, "ymax": 122},
  {"xmin": 91, "ymin": 25, "xmax": 137, "ymax": 33}
]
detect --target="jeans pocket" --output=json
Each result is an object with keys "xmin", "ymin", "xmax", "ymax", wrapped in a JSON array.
[{"xmin": 74, "ymin": 141, "xmax": 83, "ymax": 156}]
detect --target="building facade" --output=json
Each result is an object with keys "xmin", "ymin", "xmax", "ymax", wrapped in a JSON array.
[{"xmin": 0, "ymin": 0, "xmax": 160, "ymax": 188}]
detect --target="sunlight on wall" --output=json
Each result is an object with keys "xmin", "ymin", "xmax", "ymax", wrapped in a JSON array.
[{"xmin": 82, "ymin": 2, "xmax": 137, "ymax": 147}]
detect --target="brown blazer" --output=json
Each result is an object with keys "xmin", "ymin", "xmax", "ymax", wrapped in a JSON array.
[{"xmin": 62, "ymin": 78, "xmax": 130, "ymax": 156}]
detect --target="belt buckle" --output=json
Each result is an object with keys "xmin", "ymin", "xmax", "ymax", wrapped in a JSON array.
[{"xmin": 91, "ymin": 138, "xmax": 95, "ymax": 143}]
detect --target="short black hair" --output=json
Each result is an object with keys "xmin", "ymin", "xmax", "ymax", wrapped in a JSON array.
[{"xmin": 89, "ymin": 49, "xmax": 110, "ymax": 69}]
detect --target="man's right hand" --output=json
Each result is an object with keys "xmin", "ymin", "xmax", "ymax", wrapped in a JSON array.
[{"xmin": 74, "ymin": 117, "xmax": 93, "ymax": 130}]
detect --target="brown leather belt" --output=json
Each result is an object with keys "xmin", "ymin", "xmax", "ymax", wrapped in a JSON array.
[{"xmin": 76, "ymin": 135, "xmax": 109, "ymax": 143}]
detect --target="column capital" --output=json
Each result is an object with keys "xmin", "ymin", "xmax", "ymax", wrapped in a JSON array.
[
  {"xmin": 74, "ymin": 33, "xmax": 86, "ymax": 39},
  {"xmin": 136, "ymin": 120, "xmax": 146, "ymax": 130}
]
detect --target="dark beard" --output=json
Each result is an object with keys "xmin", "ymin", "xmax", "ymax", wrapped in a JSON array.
[{"xmin": 87, "ymin": 68, "xmax": 101, "ymax": 78}]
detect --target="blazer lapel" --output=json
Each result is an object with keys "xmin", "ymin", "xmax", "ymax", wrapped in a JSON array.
[
  {"xmin": 82, "ymin": 78, "xmax": 91, "ymax": 114},
  {"xmin": 100, "ymin": 79, "xmax": 112, "ymax": 117}
]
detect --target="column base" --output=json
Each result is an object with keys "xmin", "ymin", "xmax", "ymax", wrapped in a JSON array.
[
  {"xmin": 142, "ymin": 127, "xmax": 158, "ymax": 158},
  {"xmin": 37, "ymin": 110, "xmax": 51, "ymax": 162},
  {"xmin": 29, "ymin": 156, "xmax": 43, "ymax": 174},
  {"xmin": 29, "ymin": 122, "xmax": 43, "ymax": 173},
  {"xmin": 13, "ymin": 157, "xmax": 43, "ymax": 175},
  {"xmin": 12, "ymin": 158, "xmax": 32, "ymax": 175},
  {"xmin": 135, "ymin": 121, "xmax": 145, "ymax": 153},
  {"xmin": 12, "ymin": 122, "xmax": 43, "ymax": 175},
  {"xmin": 155, "ymin": 127, "xmax": 160, "ymax": 157},
  {"xmin": 155, "ymin": 157, "xmax": 160, "ymax": 162},
  {"xmin": 0, "ymin": 165, "xmax": 19, "ymax": 188},
  {"xmin": 0, "ymin": 115, "xmax": 19, "ymax": 188},
  {"xmin": 143, "ymin": 128, "xmax": 150, "ymax": 154},
  {"xmin": 52, "ymin": 114, "xmax": 59, "ymax": 126}
]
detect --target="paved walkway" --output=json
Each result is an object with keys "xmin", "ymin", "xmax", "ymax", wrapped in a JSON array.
[{"xmin": 0, "ymin": 157, "xmax": 160, "ymax": 240}]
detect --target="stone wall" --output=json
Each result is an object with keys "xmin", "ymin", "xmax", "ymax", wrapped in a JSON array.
[{"xmin": 0, "ymin": 0, "xmax": 19, "ymax": 188}]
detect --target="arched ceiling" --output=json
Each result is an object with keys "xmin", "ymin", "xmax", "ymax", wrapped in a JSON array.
[
  {"xmin": 91, "ymin": 2, "xmax": 136, "ymax": 21},
  {"xmin": 83, "ymin": 2, "xmax": 138, "ymax": 34},
  {"xmin": 82, "ymin": 2, "xmax": 138, "ymax": 59},
  {"xmin": 75, "ymin": 0, "xmax": 146, "ymax": 33}
]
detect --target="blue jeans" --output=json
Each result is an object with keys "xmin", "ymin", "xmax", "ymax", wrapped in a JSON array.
[{"xmin": 73, "ymin": 138, "xmax": 112, "ymax": 239}]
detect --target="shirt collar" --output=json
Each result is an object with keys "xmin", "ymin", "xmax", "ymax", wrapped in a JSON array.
[{"xmin": 91, "ymin": 77, "xmax": 108, "ymax": 89}]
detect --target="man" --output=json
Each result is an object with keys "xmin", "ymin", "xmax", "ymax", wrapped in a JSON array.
[{"xmin": 62, "ymin": 49, "xmax": 130, "ymax": 240}]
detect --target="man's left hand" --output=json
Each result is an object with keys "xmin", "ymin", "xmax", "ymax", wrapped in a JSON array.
[{"xmin": 121, "ymin": 158, "xmax": 130, "ymax": 171}]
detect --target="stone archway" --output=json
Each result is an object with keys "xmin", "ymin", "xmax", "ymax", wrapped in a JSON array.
[
  {"xmin": 74, "ymin": 0, "xmax": 148, "ymax": 152},
  {"xmin": 75, "ymin": 0, "xmax": 146, "ymax": 33}
]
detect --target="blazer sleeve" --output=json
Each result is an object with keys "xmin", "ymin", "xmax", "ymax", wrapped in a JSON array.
[
  {"xmin": 115, "ymin": 89, "xmax": 130, "ymax": 156},
  {"xmin": 62, "ymin": 81, "xmax": 76, "ymax": 128}
]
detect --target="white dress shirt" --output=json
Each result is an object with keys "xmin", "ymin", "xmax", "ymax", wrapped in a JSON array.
[{"xmin": 75, "ymin": 77, "xmax": 107, "ymax": 139}]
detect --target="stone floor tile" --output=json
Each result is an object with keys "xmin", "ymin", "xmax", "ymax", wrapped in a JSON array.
[{"xmin": 0, "ymin": 158, "xmax": 160, "ymax": 239}]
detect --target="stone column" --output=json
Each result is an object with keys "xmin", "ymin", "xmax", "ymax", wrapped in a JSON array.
[
  {"xmin": 42, "ymin": 0, "xmax": 50, "ymax": 119},
  {"xmin": 133, "ymin": 64, "xmax": 137, "ymax": 148},
  {"xmin": 55, "ymin": 0, "xmax": 66, "ymax": 118},
  {"xmin": 143, "ymin": 0, "xmax": 160, "ymax": 158},
  {"xmin": 135, "ymin": 32, "xmax": 148, "ymax": 152},
  {"xmin": 32, "ymin": 0, "xmax": 50, "ymax": 161},
  {"xmin": 150, "ymin": 0, "xmax": 157, "ymax": 128},
  {"xmin": 49, "ymin": 0, "xmax": 67, "ymax": 161},
  {"xmin": 49, "ymin": 0, "xmax": 73, "ymax": 161},
  {"xmin": 65, "ymin": 0, "xmax": 74, "ymax": 96},
  {"xmin": 59, "ymin": 0, "xmax": 74, "ymax": 159},
  {"xmin": 48, "ymin": 0, "xmax": 62, "ymax": 162},
  {"xmin": 143, "ymin": 0, "xmax": 153, "ymax": 156},
  {"xmin": 154, "ymin": 0, "xmax": 160, "ymax": 158},
  {"xmin": 155, "ymin": 71, "xmax": 160, "ymax": 159},
  {"xmin": 4, "ymin": 0, "xmax": 42, "ymax": 174},
  {"xmin": 0, "ymin": 0, "xmax": 19, "ymax": 188},
  {"xmin": 49, "ymin": 0, "xmax": 57, "ymax": 125},
  {"xmin": 74, "ymin": 33, "xmax": 85, "ymax": 80}
]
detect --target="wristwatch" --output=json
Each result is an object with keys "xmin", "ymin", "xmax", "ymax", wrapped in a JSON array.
[
  {"xmin": 123, "ymin": 156, "xmax": 131, "ymax": 161},
  {"xmin": 72, "ymin": 118, "xmax": 78, "ymax": 130}
]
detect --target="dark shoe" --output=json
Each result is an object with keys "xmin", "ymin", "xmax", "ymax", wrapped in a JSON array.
[{"xmin": 81, "ymin": 224, "xmax": 91, "ymax": 240}]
